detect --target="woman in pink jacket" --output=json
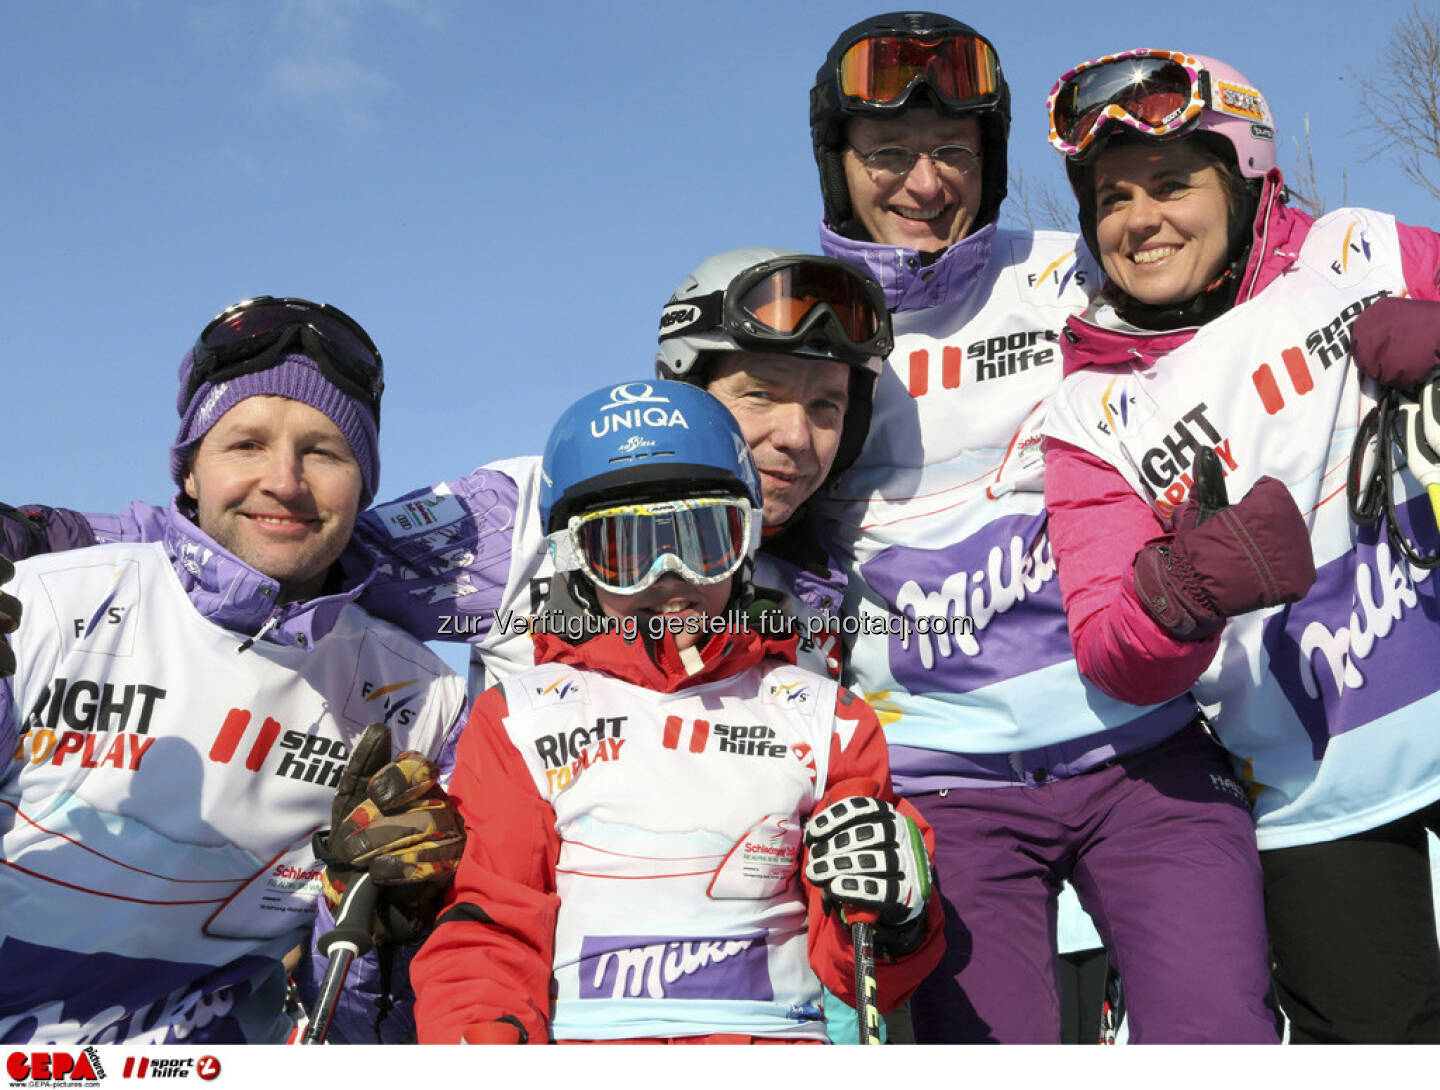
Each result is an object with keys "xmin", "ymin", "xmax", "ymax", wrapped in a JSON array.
[{"xmin": 1041, "ymin": 48, "xmax": 1440, "ymax": 1042}]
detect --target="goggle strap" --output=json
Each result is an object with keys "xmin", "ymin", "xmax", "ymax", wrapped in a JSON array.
[
  {"xmin": 547, "ymin": 530, "xmax": 585, "ymax": 574},
  {"xmin": 187, "ymin": 325, "xmax": 382, "ymax": 422},
  {"xmin": 657, "ymin": 291, "xmax": 725, "ymax": 343}
]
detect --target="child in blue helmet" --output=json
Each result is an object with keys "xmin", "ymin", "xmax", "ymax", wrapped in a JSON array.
[{"xmin": 410, "ymin": 380, "xmax": 942, "ymax": 1044}]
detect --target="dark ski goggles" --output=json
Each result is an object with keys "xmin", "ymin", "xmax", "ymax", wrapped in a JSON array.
[
  {"xmin": 550, "ymin": 497, "xmax": 756, "ymax": 595},
  {"xmin": 659, "ymin": 256, "xmax": 891, "ymax": 362},
  {"xmin": 1047, "ymin": 50, "xmax": 1210, "ymax": 159},
  {"xmin": 190, "ymin": 296, "xmax": 384, "ymax": 416},
  {"xmin": 836, "ymin": 31, "xmax": 1003, "ymax": 111}
]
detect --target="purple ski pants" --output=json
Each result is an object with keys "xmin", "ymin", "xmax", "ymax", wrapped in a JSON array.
[{"xmin": 906, "ymin": 721, "xmax": 1277, "ymax": 1043}]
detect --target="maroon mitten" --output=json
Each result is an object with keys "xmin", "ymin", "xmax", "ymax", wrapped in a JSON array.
[
  {"xmin": 1133, "ymin": 452, "xmax": 1316, "ymax": 640},
  {"xmin": 1351, "ymin": 296, "xmax": 1440, "ymax": 390}
]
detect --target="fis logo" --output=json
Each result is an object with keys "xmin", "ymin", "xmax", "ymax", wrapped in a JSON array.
[
  {"xmin": 6, "ymin": 1049, "xmax": 104, "ymax": 1083},
  {"xmin": 1025, "ymin": 251, "xmax": 1087, "ymax": 298},
  {"xmin": 1332, "ymin": 221, "xmax": 1373, "ymax": 275},
  {"xmin": 537, "ymin": 677, "xmax": 579, "ymax": 701},
  {"xmin": 53, "ymin": 561, "xmax": 139, "ymax": 657},
  {"xmin": 768, "ymin": 681, "xmax": 811, "ymax": 704},
  {"xmin": 359, "ymin": 678, "xmax": 423, "ymax": 727},
  {"xmin": 73, "ymin": 582, "xmax": 126, "ymax": 640}
]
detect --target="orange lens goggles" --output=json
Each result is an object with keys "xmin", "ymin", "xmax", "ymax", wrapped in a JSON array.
[{"xmin": 838, "ymin": 33, "xmax": 1002, "ymax": 107}]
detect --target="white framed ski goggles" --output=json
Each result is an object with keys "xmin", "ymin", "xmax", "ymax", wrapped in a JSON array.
[
  {"xmin": 548, "ymin": 496, "xmax": 760, "ymax": 596},
  {"xmin": 1047, "ymin": 50, "xmax": 1210, "ymax": 160}
]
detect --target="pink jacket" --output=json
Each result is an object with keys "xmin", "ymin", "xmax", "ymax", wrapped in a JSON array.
[{"xmin": 1047, "ymin": 171, "xmax": 1440, "ymax": 705}]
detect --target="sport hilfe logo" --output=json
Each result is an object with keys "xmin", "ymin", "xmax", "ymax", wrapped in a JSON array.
[
  {"xmin": 120, "ymin": 1055, "xmax": 221, "ymax": 1080},
  {"xmin": 207, "ymin": 708, "xmax": 351, "ymax": 788}
]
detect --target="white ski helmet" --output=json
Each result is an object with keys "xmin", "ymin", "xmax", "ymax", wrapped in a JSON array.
[{"xmin": 654, "ymin": 247, "xmax": 891, "ymax": 485}]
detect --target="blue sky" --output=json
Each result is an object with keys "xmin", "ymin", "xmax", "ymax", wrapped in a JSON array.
[{"xmin": 3, "ymin": 0, "xmax": 1433, "ymax": 673}]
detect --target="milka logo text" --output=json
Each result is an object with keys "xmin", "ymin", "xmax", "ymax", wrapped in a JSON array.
[
  {"xmin": 1297, "ymin": 541, "xmax": 1431, "ymax": 700},
  {"xmin": 579, "ymin": 934, "xmax": 771, "ymax": 1001},
  {"xmin": 894, "ymin": 532, "xmax": 1054, "ymax": 667}
]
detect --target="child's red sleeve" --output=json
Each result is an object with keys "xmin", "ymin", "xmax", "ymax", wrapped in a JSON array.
[
  {"xmin": 412, "ymin": 686, "xmax": 560, "ymax": 1044},
  {"xmin": 804, "ymin": 687, "xmax": 945, "ymax": 1013}
]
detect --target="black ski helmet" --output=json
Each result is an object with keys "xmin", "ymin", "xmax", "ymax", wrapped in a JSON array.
[{"xmin": 810, "ymin": 12, "xmax": 1012, "ymax": 236}]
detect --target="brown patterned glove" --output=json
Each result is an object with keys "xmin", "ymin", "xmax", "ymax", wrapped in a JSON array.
[{"xmin": 315, "ymin": 723, "xmax": 465, "ymax": 944}]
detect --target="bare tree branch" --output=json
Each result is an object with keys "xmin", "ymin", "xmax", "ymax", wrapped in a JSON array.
[
  {"xmin": 1006, "ymin": 168, "xmax": 1077, "ymax": 233},
  {"xmin": 1287, "ymin": 114, "xmax": 1347, "ymax": 216},
  {"xmin": 1352, "ymin": 1, "xmax": 1440, "ymax": 204}
]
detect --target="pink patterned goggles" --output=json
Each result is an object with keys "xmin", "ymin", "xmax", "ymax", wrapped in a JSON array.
[{"xmin": 1047, "ymin": 50, "xmax": 1209, "ymax": 159}]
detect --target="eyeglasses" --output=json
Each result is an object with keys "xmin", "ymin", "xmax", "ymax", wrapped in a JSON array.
[
  {"xmin": 190, "ymin": 296, "xmax": 384, "ymax": 417},
  {"xmin": 658, "ymin": 254, "xmax": 892, "ymax": 363},
  {"xmin": 1047, "ymin": 50, "xmax": 1211, "ymax": 160},
  {"xmin": 848, "ymin": 143, "xmax": 980, "ymax": 178},
  {"xmin": 548, "ymin": 496, "xmax": 756, "ymax": 595},
  {"xmin": 837, "ymin": 31, "xmax": 1002, "ymax": 111}
]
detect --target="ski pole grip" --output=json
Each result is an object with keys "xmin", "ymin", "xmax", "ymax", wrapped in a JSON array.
[
  {"xmin": 824, "ymin": 776, "xmax": 882, "ymax": 926},
  {"xmin": 318, "ymin": 872, "xmax": 380, "ymax": 960}
]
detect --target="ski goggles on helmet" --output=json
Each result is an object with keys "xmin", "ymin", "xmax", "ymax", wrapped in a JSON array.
[
  {"xmin": 836, "ymin": 31, "xmax": 1002, "ymax": 111},
  {"xmin": 1047, "ymin": 50, "xmax": 1215, "ymax": 160},
  {"xmin": 659, "ymin": 256, "xmax": 891, "ymax": 363},
  {"xmin": 549, "ymin": 496, "xmax": 758, "ymax": 596},
  {"xmin": 190, "ymin": 296, "xmax": 385, "ymax": 417}
]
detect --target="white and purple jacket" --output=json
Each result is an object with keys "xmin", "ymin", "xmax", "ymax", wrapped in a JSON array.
[
  {"xmin": 818, "ymin": 219, "xmax": 1199, "ymax": 796},
  {"xmin": 1045, "ymin": 176, "xmax": 1440, "ymax": 849},
  {"xmin": 0, "ymin": 504, "xmax": 466, "ymax": 1043}
]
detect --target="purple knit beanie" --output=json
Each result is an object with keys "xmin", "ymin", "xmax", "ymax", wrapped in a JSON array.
[{"xmin": 170, "ymin": 349, "xmax": 381, "ymax": 507}]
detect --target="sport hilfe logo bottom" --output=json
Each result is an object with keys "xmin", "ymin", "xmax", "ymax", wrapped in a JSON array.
[{"xmin": 122, "ymin": 1056, "xmax": 221, "ymax": 1080}]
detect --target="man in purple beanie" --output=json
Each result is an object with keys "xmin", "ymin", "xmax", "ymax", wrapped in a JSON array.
[{"xmin": 0, "ymin": 297, "xmax": 466, "ymax": 1045}]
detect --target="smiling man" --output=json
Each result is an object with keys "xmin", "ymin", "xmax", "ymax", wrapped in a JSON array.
[{"xmin": 0, "ymin": 298, "xmax": 466, "ymax": 1044}]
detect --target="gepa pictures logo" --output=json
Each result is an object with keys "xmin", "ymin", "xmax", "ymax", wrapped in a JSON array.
[{"xmin": 7, "ymin": 1049, "xmax": 104, "ymax": 1084}]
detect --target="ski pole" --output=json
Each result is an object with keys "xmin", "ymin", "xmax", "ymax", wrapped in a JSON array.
[
  {"xmin": 301, "ymin": 873, "xmax": 380, "ymax": 1045},
  {"xmin": 850, "ymin": 906, "xmax": 881, "ymax": 1045},
  {"xmin": 1407, "ymin": 378, "xmax": 1440, "ymax": 531},
  {"xmin": 1099, "ymin": 960, "xmax": 1125, "ymax": 1045},
  {"xmin": 827, "ymin": 778, "xmax": 883, "ymax": 1046}
]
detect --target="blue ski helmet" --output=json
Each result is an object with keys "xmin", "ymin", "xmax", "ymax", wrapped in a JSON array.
[{"xmin": 540, "ymin": 380, "xmax": 763, "ymax": 535}]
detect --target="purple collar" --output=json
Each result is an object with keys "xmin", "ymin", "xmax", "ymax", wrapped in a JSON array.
[
  {"xmin": 757, "ymin": 512, "xmax": 848, "ymax": 619},
  {"xmin": 161, "ymin": 499, "xmax": 375, "ymax": 651},
  {"xmin": 819, "ymin": 218, "xmax": 996, "ymax": 313}
]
